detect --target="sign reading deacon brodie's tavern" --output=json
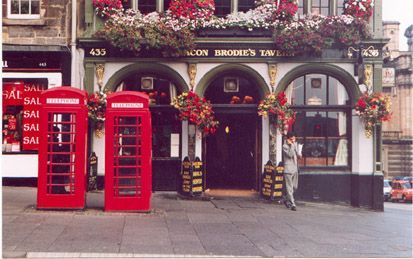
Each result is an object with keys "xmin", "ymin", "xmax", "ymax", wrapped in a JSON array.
[{"xmin": 84, "ymin": 45, "xmax": 294, "ymax": 58}]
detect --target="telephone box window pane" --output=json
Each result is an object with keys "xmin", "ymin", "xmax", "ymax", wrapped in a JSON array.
[
  {"xmin": 46, "ymin": 112, "xmax": 76, "ymax": 194},
  {"xmin": 215, "ymin": 0, "xmax": 231, "ymax": 17},
  {"xmin": 238, "ymin": 0, "xmax": 255, "ymax": 12}
]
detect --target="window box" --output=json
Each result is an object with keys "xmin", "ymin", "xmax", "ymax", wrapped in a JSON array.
[{"xmin": 197, "ymin": 27, "xmax": 273, "ymax": 38}]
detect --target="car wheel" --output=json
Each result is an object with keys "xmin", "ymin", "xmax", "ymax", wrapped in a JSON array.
[
  {"xmin": 390, "ymin": 195, "xmax": 396, "ymax": 202},
  {"xmin": 402, "ymin": 195, "xmax": 408, "ymax": 203}
]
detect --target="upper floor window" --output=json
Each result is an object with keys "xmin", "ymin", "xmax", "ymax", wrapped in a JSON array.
[
  {"xmin": 336, "ymin": 0, "xmax": 345, "ymax": 15},
  {"xmin": 7, "ymin": 0, "xmax": 40, "ymax": 19},
  {"xmin": 124, "ymin": 0, "xmax": 157, "ymax": 14},
  {"xmin": 238, "ymin": 0, "xmax": 255, "ymax": 13},
  {"xmin": 311, "ymin": 0, "xmax": 330, "ymax": 16},
  {"xmin": 215, "ymin": 0, "xmax": 231, "ymax": 17}
]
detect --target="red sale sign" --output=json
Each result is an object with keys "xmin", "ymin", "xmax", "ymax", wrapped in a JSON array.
[
  {"xmin": 21, "ymin": 82, "xmax": 47, "ymax": 151},
  {"xmin": 2, "ymin": 81, "xmax": 24, "ymax": 106}
]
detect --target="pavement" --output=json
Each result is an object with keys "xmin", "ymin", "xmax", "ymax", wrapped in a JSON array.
[{"xmin": 2, "ymin": 186, "xmax": 413, "ymax": 258}]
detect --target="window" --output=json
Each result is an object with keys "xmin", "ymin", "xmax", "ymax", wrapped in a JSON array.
[
  {"xmin": 238, "ymin": 0, "xmax": 255, "ymax": 13},
  {"xmin": 336, "ymin": 0, "xmax": 345, "ymax": 15},
  {"xmin": 7, "ymin": 0, "xmax": 40, "ymax": 19},
  {"xmin": 215, "ymin": 0, "xmax": 231, "ymax": 17},
  {"xmin": 124, "ymin": 0, "xmax": 157, "ymax": 14},
  {"xmin": 2, "ymin": 79, "xmax": 48, "ymax": 153},
  {"xmin": 297, "ymin": 0, "xmax": 304, "ymax": 17},
  {"xmin": 285, "ymin": 74, "xmax": 350, "ymax": 167},
  {"xmin": 115, "ymin": 74, "xmax": 181, "ymax": 158},
  {"xmin": 312, "ymin": 0, "xmax": 330, "ymax": 16}
]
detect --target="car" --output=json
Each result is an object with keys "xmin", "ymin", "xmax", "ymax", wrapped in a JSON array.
[
  {"xmin": 403, "ymin": 176, "xmax": 413, "ymax": 185},
  {"xmin": 383, "ymin": 179, "xmax": 392, "ymax": 201},
  {"xmin": 390, "ymin": 180, "xmax": 413, "ymax": 203}
]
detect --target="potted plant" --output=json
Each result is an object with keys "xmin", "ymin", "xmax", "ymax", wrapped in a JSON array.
[{"xmin": 258, "ymin": 92, "xmax": 296, "ymax": 132}]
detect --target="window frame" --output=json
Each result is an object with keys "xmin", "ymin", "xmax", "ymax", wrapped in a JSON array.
[
  {"xmin": 285, "ymin": 73, "xmax": 352, "ymax": 170},
  {"xmin": 299, "ymin": 0, "xmax": 343, "ymax": 16},
  {"xmin": 7, "ymin": 0, "xmax": 41, "ymax": 19}
]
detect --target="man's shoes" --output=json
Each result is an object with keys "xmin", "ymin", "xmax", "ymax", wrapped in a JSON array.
[
  {"xmin": 291, "ymin": 206, "xmax": 297, "ymax": 211},
  {"xmin": 283, "ymin": 200, "xmax": 292, "ymax": 209}
]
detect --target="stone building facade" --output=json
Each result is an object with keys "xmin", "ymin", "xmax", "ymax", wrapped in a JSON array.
[{"xmin": 382, "ymin": 23, "xmax": 413, "ymax": 178}]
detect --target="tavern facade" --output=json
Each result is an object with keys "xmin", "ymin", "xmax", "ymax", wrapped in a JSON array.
[{"xmin": 2, "ymin": 0, "xmax": 387, "ymax": 209}]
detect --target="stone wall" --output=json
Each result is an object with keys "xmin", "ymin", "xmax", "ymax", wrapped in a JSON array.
[{"xmin": 2, "ymin": 0, "xmax": 72, "ymax": 45}]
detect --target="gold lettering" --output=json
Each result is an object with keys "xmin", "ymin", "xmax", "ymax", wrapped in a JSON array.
[
  {"xmin": 192, "ymin": 179, "xmax": 202, "ymax": 185},
  {"xmin": 186, "ymin": 49, "xmax": 209, "ymax": 57},
  {"xmin": 274, "ymin": 184, "xmax": 283, "ymax": 189}
]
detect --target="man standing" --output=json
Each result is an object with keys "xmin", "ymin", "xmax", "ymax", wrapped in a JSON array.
[{"xmin": 282, "ymin": 131, "xmax": 302, "ymax": 211}]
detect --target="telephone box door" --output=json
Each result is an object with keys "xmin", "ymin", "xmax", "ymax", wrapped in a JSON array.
[
  {"xmin": 105, "ymin": 92, "xmax": 152, "ymax": 211},
  {"xmin": 37, "ymin": 87, "xmax": 88, "ymax": 209}
]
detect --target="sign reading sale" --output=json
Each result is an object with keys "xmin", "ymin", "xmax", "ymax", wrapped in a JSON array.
[{"xmin": 22, "ymin": 82, "xmax": 47, "ymax": 150}]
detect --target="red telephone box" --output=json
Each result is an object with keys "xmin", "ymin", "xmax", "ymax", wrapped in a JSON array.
[
  {"xmin": 37, "ymin": 87, "xmax": 88, "ymax": 209},
  {"xmin": 105, "ymin": 91, "xmax": 152, "ymax": 211}
]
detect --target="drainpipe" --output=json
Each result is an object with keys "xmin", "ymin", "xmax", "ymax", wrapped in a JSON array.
[{"xmin": 70, "ymin": 0, "xmax": 77, "ymax": 87}]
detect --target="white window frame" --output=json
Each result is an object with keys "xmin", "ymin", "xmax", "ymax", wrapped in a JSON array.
[{"xmin": 7, "ymin": 0, "xmax": 41, "ymax": 19}]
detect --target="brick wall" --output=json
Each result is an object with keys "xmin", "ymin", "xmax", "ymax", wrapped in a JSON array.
[{"xmin": 2, "ymin": 0, "xmax": 71, "ymax": 45}]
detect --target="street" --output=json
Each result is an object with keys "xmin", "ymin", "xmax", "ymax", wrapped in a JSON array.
[{"xmin": 2, "ymin": 186, "xmax": 412, "ymax": 258}]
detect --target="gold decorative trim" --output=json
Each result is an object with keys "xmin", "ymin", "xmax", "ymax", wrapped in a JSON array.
[
  {"xmin": 188, "ymin": 63, "xmax": 197, "ymax": 90},
  {"xmin": 95, "ymin": 63, "xmax": 105, "ymax": 89},
  {"xmin": 363, "ymin": 64, "xmax": 373, "ymax": 91},
  {"xmin": 268, "ymin": 64, "xmax": 277, "ymax": 92}
]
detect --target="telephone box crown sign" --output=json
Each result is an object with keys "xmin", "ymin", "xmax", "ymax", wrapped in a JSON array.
[
  {"xmin": 41, "ymin": 86, "xmax": 88, "ymax": 106},
  {"xmin": 106, "ymin": 91, "xmax": 149, "ymax": 109}
]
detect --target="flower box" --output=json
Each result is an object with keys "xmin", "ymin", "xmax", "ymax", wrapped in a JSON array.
[{"xmin": 196, "ymin": 27, "xmax": 273, "ymax": 38}]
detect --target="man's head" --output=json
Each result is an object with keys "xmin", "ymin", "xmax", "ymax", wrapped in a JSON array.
[{"xmin": 286, "ymin": 131, "xmax": 297, "ymax": 142}]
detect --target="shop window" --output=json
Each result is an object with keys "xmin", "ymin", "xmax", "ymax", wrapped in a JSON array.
[
  {"xmin": 238, "ymin": 0, "xmax": 255, "ymax": 13},
  {"xmin": 285, "ymin": 73, "xmax": 350, "ymax": 168},
  {"xmin": 204, "ymin": 75, "xmax": 260, "ymax": 104},
  {"xmin": 115, "ymin": 74, "xmax": 181, "ymax": 158},
  {"xmin": 7, "ymin": 0, "xmax": 40, "ymax": 19},
  {"xmin": 297, "ymin": 0, "xmax": 304, "ymax": 16},
  {"xmin": 2, "ymin": 79, "xmax": 48, "ymax": 153}
]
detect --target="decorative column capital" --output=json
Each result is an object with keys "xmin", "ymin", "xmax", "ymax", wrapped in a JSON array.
[
  {"xmin": 95, "ymin": 63, "xmax": 105, "ymax": 90},
  {"xmin": 268, "ymin": 63, "xmax": 278, "ymax": 92},
  {"xmin": 188, "ymin": 63, "xmax": 197, "ymax": 90}
]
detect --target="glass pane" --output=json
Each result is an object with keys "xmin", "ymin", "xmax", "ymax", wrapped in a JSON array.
[
  {"xmin": 320, "ymin": 7, "xmax": 329, "ymax": 16},
  {"xmin": 215, "ymin": 0, "xmax": 231, "ymax": 17},
  {"xmin": 313, "ymin": 0, "xmax": 320, "ymax": 7},
  {"xmin": 138, "ymin": 0, "xmax": 156, "ymax": 14},
  {"xmin": 328, "ymin": 77, "xmax": 349, "ymax": 105},
  {"xmin": 164, "ymin": 0, "xmax": 171, "ymax": 10},
  {"xmin": 238, "ymin": 0, "xmax": 255, "ymax": 12},
  {"xmin": 21, "ymin": 0, "xmax": 30, "ymax": 14},
  {"xmin": 31, "ymin": 0, "xmax": 40, "ymax": 14},
  {"xmin": 305, "ymin": 74, "xmax": 327, "ymax": 105},
  {"xmin": 11, "ymin": 0, "xmax": 20, "ymax": 14},
  {"xmin": 286, "ymin": 76, "xmax": 304, "ymax": 105},
  {"xmin": 328, "ymin": 138, "xmax": 348, "ymax": 166},
  {"xmin": 303, "ymin": 111, "xmax": 327, "ymax": 166}
]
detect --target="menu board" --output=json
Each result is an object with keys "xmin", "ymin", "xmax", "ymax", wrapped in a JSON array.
[
  {"xmin": 191, "ymin": 157, "xmax": 203, "ymax": 195},
  {"xmin": 181, "ymin": 157, "xmax": 192, "ymax": 194},
  {"xmin": 261, "ymin": 161, "xmax": 284, "ymax": 201},
  {"xmin": 180, "ymin": 156, "xmax": 203, "ymax": 197}
]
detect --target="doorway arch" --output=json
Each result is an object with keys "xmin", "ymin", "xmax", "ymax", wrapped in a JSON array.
[{"xmin": 198, "ymin": 64, "xmax": 268, "ymax": 191}]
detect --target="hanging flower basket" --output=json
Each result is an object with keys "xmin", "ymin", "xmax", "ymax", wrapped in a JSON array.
[
  {"xmin": 343, "ymin": 0, "xmax": 375, "ymax": 20},
  {"xmin": 87, "ymin": 89, "xmax": 111, "ymax": 138},
  {"xmin": 171, "ymin": 91, "xmax": 219, "ymax": 136},
  {"xmin": 258, "ymin": 92, "xmax": 296, "ymax": 132},
  {"xmin": 355, "ymin": 91, "xmax": 391, "ymax": 137}
]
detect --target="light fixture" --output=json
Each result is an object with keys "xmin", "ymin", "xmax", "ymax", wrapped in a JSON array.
[
  {"xmin": 311, "ymin": 78, "xmax": 322, "ymax": 88},
  {"xmin": 224, "ymin": 77, "xmax": 239, "ymax": 93},
  {"xmin": 225, "ymin": 126, "xmax": 230, "ymax": 134},
  {"xmin": 141, "ymin": 77, "xmax": 154, "ymax": 90}
]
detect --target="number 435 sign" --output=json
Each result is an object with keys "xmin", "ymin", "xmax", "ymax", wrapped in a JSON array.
[{"xmin": 88, "ymin": 48, "xmax": 107, "ymax": 57}]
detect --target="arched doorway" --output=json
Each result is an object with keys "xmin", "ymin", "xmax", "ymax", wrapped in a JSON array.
[
  {"xmin": 201, "ymin": 69, "xmax": 266, "ymax": 191},
  {"xmin": 105, "ymin": 64, "xmax": 189, "ymax": 191}
]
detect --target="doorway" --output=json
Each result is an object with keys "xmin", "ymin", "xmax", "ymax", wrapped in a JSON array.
[{"xmin": 205, "ymin": 112, "xmax": 259, "ymax": 190}]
